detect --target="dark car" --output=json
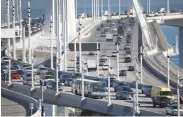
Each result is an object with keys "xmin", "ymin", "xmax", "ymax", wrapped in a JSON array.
[
  {"xmin": 114, "ymin": 82, "xmax": 128, "ymax": 92},
  {"xmin": 152, "ymin": 97, "xmax": 173, "ymax": 107},
  {"xmin": 119, "ymin": 70, "xmax": 127, "ymax": 76},
  {"xmin": 108, "ymin": 78, "xmax": 116, "ymax": 87},
  {"xmin": 88, "ymin": 52, "xmax": 95, "ymax": 55},
  {"xmin": 141, "ymin": 85, "xmax": 152, "ymax": 97},
  {"xmin": 125, "ymin": 50, "xmax": 131, "ymax": 55},
  {"xmin": 116, "ymin": 87, "xmax": 133, "ymax": 100},
  {"xmin": 99, "ymin": 61, "xmax": 105, "ymax": 66},
  {"xmin": 128, "ymin": 66, "xmax": 134, "ymax": 71},
  {"xmin": 97, "ymin": 27, "xmax": 101, "ymax": 31},
  {"xmin": 64, "ymin": 78, "xmax": 74, "ymax": 86}
]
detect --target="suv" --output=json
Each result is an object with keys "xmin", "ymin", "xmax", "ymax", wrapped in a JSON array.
[
  {"xmin": 119, "ymin": 70, "xmax": 127, "ymax": 76},
  {"xmin": 128, "ymin": 66, "xmax": 134, "ymax": 71}
]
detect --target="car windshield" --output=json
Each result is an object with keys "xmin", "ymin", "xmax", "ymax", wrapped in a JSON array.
[
  {"xmin": 171, "ymin": 106, "xmax": 177, "ymax": 109},
  {"xmin": 67, "ymin": 78, "xmax": 73, "ymax": 81},
  {"xmin": 161, "ymin": 91, "xmax": 173, "ymax": 96},
  {"xmin": 40, "ymin": 68, "xmax": 47, "ymax": 70}
]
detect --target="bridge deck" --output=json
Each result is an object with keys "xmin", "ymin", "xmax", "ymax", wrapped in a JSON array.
[{"xmin": 1, "ymin": 97, "xmax": 27, "ymax": 116}]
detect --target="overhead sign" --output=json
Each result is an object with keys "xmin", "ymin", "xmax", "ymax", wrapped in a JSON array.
[{"xmin": 68, "ymin": 42, "xmax": 100, "ymax": 51}]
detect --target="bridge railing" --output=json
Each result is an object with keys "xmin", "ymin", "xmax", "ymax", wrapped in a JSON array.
[{"xmin": 1, "ymin": 86, "xmax": 42, "ymax": 117}]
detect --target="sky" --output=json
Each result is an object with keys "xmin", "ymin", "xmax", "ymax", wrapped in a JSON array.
[{"xmin": 21, "ymin": 0, "xmax": 183, "ymax": 10}]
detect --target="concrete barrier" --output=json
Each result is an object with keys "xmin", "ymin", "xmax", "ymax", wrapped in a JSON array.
[{"xmin": 1, "ymin": 87, "xmax": 42, "ymax": 117}]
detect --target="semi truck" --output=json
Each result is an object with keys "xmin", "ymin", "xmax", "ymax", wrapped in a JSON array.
[{"xmin": 87, "ymin": 59, "xmax": 97, "ymax": 71}]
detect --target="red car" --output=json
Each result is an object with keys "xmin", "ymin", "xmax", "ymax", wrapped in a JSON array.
[{"xmin": 11, "ymin": 73, "xmax": 22, "ymax": 79}]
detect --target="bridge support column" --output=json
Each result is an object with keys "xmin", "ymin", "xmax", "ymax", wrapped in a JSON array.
[{"xmin": 179, "ymin": 27, "xmax": 183, "ymax": 69}]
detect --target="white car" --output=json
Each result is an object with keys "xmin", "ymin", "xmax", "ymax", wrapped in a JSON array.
[
  {"xmin": 37, "ymin": 67, "xmax": 48, "ymax": 74},
  {"xmin": 2, "ymin": 57, "xmax": 9, "ymax": 62},
  {"xmin": 102, "ymin": 65, "xmax": 109, "ymax": 70},
  {"xmin": 101, "ymin": 56, "xmax": 108, "ymax": 60},
  {"xmin": 112, "ymin": 51, "xmax": 118, "ymax": 57},
  {"xmin": 166, "ymin": 105, "xmax": 183, "ymax": 116},
  {"xmin": 23, "ymin": 77, "xmax": 40, "ymax": 86}
]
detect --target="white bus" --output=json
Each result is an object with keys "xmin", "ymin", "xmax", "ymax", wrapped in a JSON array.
[{"xmin": 72, "ymin": 79, "xmax": 107, "ymax": 99}]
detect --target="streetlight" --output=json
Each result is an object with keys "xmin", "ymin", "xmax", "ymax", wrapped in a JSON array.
[
  {"xmin": 56, "ymin": 58, "xmax": 61, "ymax": 93},
  {"xmin": 8, "ymin": 58, "xmax": 12, "ymax": 85},
  {"xmin": 107, "ymin": 56, "xmax": 111, "ymax": 105},
  {"xmin": 97, "ymin": 42, "xmax": 99, "ymax": 77},
  {"xmin": 78, "ymin": 17, "xmax": 82, "ymax": 73},
  {"xmin": 135, "ymin": 71, "xmax": 141, "ymax": 116},
  {"xmin": 140, "ymin": 46, "xmax": 143, "ymax": 84},
  {"xmin": 119, "ymin": 0, "xmax": 121, "ymax": 17},
  {"xmin": 31, "ymin": 49, "xmax": 35, "ymax": 89},
  {"xmin": 167, "ymin": 0, "xmax": 169, "ymax": 14},
  {"xmin": 167, "ymin": 52, "xmax": 170, "ymax": 88},
  {"xmin": 40, "ymin": 80, "xmax": 44, "ymax": 103},
  {"xmin": 115, "ymin": 38, "xmax": 121, "ymax": 81},
  {"xmin": 50, "ymin": 15, "xmax": 54, "ymax": 69},
  {"xmin": 177, "ymin": 70, "xmax": 182, "ymax": 117},
  {"xmin": 81, "ymin": 56, "xmax": 85, "ymax": 100}
]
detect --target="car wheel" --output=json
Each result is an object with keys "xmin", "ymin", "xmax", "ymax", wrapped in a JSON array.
[{"xmin": 166, "ymin": 110, "xmax": 168, "ymax": 115}]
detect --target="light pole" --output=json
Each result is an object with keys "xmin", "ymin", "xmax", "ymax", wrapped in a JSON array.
[
  {"xmin": 92, "ymin": 0, "xmax": 94, "ymax": 20},
  {"xmin": 97, "ymin": 42, "xmax": 99, "ymax": 77},
  {"xmin": 167, "ymin": 53, "xmax": 170, "ymax": 88},
  {"xmin": 119, "ymin": 0, "xmax": 120, "ymax": 17},
  {"xmin": 6, "ymin": 0, "xmax": 11, "ymax": 58},
  {"xmin": 146, "ymin": 0, "xmax": 149, "ymax": 14},
  {"xmin": 108, "ymin": 0, "xmax": 110, "ymax": 15},
  {"xmin": 8, "ymin": 58, "xmax": 12, "ymax": 85},
  {"xmin": 81, "ymin": 56, "xmax": 85, "ymax": 100},
  {"xmin": 28, "ymin": 0, "xmax": 32, "ymax": 64},
  {"xmin": 149, "ymin": 0, "xmax": 151, "ymax": 14},
  {"xmin": 167, "ymin": 0, "xmax": 169, "ymax": 14},
  {"xmin": 101, "ymin": 0, "xmax": 103, "ymax": 17},
  {"xmin": 74, "ymin": 38, "xmax": 77, "ymax": 72},
  {"xmin": 75, "ymin": 0, "xmax": 77, "ymax": 19},
  {"xmin": 50, "ymin": 16, "xmax": 53, "ymax": 69},
  {"xmin": 177, "ymin": 70, "xmax": 182, "ymax": 117},
  {"xmin": 56, "ymin": 58, "xmax": 60, "ymax": 93},
  {"xmin": 12, "ymin": 0, "xmax": 16, "ymax": 60},
  {"xmin": 94, "ymin": 0, "xmax": 96, "ymax": 20},
  {"xmin": 140, "ymin": 46, "xmax": 143, "ymax": 84},
  {"xmin": 31, "ymin": 49, "xmax": 35, "ymax": 89},
  {"xmin": 135, "ymin": 71, "xmax": 140, "ymax": 115},
  {"xmin": 115, "ymin": 38, "xmax": 121, "ymax": 81},
  {"xmin": 107, "ymin": 56, "xmax": 111, "ymax": 105},
  {"xmin": 79, "ymin": 18, "xmax": 82, "ymax": 73},
  {"xmin": 40, "ymin": 80, "xmax": 44, "ymax": 103},
  {"xmin": 22, "ymin": 27, "xmax": 26, "ymax": 63}
]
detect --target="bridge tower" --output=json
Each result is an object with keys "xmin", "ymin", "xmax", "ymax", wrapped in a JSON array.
[{"xmin": 43, "ymin": 0, "xmax": 76, "ymax": 42}]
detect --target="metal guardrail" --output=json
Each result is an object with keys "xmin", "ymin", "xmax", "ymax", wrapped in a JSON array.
[{"xmin": 1, "ymin": 87, "xmax": 42, "ymax": 117}]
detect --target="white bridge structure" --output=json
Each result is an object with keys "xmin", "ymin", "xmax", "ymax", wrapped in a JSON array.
[{"xmin": 1, "ymin": 0, "xmax": 183, "ymax": 116}]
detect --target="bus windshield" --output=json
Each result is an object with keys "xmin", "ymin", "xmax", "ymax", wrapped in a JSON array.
[{"xmin": 93, "ymin": 88, "xmax": 106, "ymax": 92}]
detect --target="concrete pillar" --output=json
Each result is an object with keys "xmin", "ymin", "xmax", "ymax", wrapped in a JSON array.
[{"xmin": 179, "ymin": 27, "xmax": 183, "ymax": 69}]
